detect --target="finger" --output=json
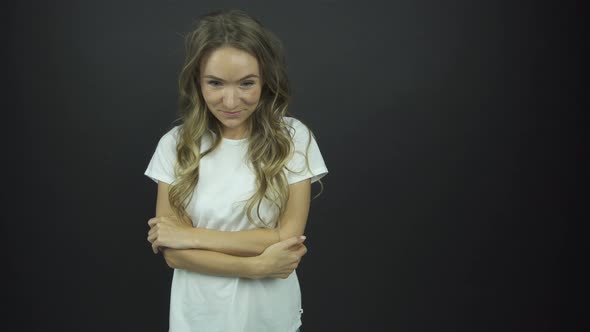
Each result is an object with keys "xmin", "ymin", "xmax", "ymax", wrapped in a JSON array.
[
  {"xmin": 290, "ymin": 242, "xmax": 306, "ymax": 248},
  {"xmin": 280, "ymin": 235, "xmax": 306, "ymax": 249},
  {"xmin": 279, "ymin": 236, "xmax": 299, "ymax": 249},
  {"xmin": 296, "ymin": 245, "xmax": 308, "ymax": 256},
  {"xmin": 152, "ymin": 241, "xmax": 159, "ymax": 254},
  {"xmin": 148, "ymin": 218, "xmax": 159, "ymax": 227},
  {"xmin": 148, "ymin": 229, "xmax": 156, "ymax": 241},
  {"xmin": 290, "ymin": 236, "xmax": 307, "ymax": 249}
]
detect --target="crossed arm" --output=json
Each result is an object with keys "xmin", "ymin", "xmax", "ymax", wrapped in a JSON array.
[{"xmin": 150, "ymin": 179, "xmax": 311, "ymax": 278}]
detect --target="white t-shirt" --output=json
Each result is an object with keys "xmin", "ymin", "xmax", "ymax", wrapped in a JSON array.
[{"xmin": 144, "ymin": 116, "xmax": 329, "ymax": 332}]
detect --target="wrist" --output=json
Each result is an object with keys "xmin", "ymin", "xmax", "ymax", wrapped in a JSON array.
[{"xmin": 245, "ymin": 256, "xmax": 267, "ymax": 279}]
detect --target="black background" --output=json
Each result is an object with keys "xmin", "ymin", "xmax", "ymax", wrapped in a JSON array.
[{"xmin": 5, "ymin": 0, "xmax": 583, "ymax": 331}]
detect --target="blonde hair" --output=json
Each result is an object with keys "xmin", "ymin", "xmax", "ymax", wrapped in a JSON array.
[{"xmin": 168, "ymin": 8, "xmax": 324, "ymax": 230}]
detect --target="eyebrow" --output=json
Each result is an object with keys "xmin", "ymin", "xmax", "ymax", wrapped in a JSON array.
[{"xmin": 203, "ymin": 74, "xmax": 259, "ymax": 82}]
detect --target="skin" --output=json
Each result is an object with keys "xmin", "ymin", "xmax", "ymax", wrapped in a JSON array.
[
  {"xmin": 145, "ymin": 45, "xmax": 310, "ymax": 279},
  {"xmin": 147, "ymin": 177, "xmax": 311, "ymax": 257},
  {"xmin": 147, "ymin": 181, "xmax": 309, "ymax": 279},
  {"xmin": 199, "ymin": 46, "xmax": 263, "ymax": 139}
]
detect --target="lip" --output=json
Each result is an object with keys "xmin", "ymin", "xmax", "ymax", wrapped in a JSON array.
[{"xmin": 223, "ymin": 110, "xmax": 241, "ymax": 118}]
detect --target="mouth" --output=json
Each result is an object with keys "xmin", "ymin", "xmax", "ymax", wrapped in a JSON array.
[{"xmin": 222, "ymin": 110, "xmax": 242, "ymax": 117}]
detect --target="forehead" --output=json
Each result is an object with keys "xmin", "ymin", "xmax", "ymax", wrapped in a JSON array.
[{"xmin": 200, "ymin": 46, "xmax": 260, "ymax": 78}]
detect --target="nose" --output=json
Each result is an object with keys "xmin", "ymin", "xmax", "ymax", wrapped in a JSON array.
[{"xmin": 223, "ymin": 87, "xmax": 237, "ymax": 109}]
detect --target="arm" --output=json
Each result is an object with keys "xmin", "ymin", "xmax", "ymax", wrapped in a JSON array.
[
  {"xmin": 162, "ymin": 235, "xmax": 307, "ymax": 280},
  {"xmin": 149, "ymin": 179, "xmax": 311, "ymax": 257},
  {"xmin": 151, "ymin": 181, "xmax": 308, "ymax": 279},
  {"xmin": 153, "ymin": 181, "xmax": 263, "ymax": 278},
  {"xmin": 192, "ymin": 178, "xmax": 312, "ymax": 256},
  {"xmin": 161, "ymin": 248, "xmax": 263, "ymax": 279}
]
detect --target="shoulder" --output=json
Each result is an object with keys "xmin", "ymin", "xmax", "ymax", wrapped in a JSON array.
[
  {"xmin": 151, "ymin": 125, "xmax": 182, "ymax": 156},
  {"xmin": 282, "ymin": 116, "xmax": 303, "ymax": 128},
  {"xmin": 282, "ymin": 116, "xmax": 308, "ymax": 137},
  {"xmin": 159, "ymin": 125, "xmax": 182, "ymax": 144}
]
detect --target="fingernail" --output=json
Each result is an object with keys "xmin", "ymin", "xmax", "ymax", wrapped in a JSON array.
[{"xmin": 300, "ymin": 236, "xmax": 306, "ymax": 240}]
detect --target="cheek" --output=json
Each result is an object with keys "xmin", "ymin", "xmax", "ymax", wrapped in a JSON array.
[
  {"xmin": 201, "ymin": 87, "xmax": 219, "ymax": 103},
  {"xmin": 243, "ymin": 88, "xmax": 262, "ymax": 104}
]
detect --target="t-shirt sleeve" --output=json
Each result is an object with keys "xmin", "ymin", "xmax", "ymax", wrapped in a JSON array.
[
  {"xmin": 144, "ymin": 128, "xmax": 178, "ymax": 185},
  {"xmin": 285, "ymin": 120, "xmax": 329, "ymax": 185}
]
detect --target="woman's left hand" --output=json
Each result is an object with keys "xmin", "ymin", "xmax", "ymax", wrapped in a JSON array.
[{"xmin": 147, "ymin": 216, "xmax": 196, "ymax": 254}]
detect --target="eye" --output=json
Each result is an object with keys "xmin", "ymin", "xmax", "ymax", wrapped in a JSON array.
[
  {"xmin": 241, "ymin": 80, "xmax": 255, "ymax": 87},
  {"xmin": 207, "ymin": 80, "xmax": 222, "ymax": 87}
]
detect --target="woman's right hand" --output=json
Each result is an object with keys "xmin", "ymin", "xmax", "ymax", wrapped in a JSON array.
[{"xmin": 253, "ymin": 235, "xmax": 308, "ymax": 279}]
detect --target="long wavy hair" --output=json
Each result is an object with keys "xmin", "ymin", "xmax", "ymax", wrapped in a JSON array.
[{"xmin": 167, "ymin": 8, "xmax": 324, "ymax": 233}]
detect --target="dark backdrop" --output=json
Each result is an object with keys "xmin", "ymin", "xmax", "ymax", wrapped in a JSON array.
[{"xmin": 5, "ymin": 0, "xmax": 583, "ymax": 331}]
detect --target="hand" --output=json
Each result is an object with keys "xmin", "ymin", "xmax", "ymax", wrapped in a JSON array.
[
  {"xmin": 255, "ymin": 236, "xmax": 308, "ymax": 279},
  {"xmin": 147, "ymin": 216, "xmax": 196, "ymax": 254}
]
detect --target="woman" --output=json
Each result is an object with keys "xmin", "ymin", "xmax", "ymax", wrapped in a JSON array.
[{"xmin": 144, "ymin": 8, "xmax": 328, "ymax": 332}]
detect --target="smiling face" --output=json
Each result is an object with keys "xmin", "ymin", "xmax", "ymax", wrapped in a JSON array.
[{"xmin": 199, "ymin": 46, "xmax": 263, "ymax": 139}]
